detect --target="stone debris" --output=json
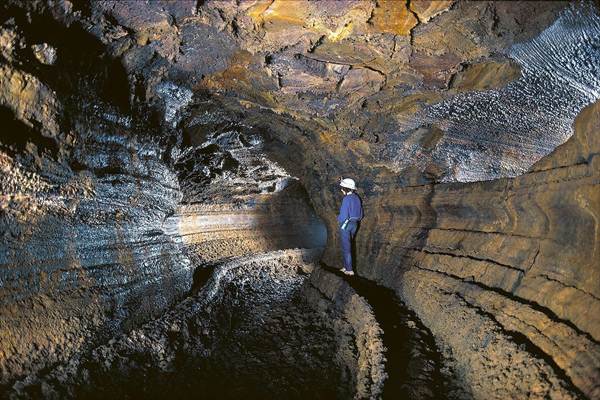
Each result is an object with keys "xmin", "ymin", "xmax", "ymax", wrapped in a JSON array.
[
  {"xmin": 9, "ymin": 250, "xmax": 386, "ymax": 399},
  {"xmin": 31, "ymin": 43, "xmax": 57, "ymax": 65}
]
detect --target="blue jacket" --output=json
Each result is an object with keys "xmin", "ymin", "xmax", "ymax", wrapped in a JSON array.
[{"xmin": 337, "ymin": 193, "xmax": 363, "ymax": 225}]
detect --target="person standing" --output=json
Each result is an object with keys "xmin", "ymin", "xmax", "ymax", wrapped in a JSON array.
[{"xmin": 337, "ymin": 178, "xmax": 363, "ymax": 276}]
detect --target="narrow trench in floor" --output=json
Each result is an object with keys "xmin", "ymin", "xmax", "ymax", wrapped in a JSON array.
[
  {"xmin": 16, "ymin": 248, "xmax": 456, "ymax": 400},
  {"xmin": 320, "ymin": 263, "xmax": 450, "ymax": 399}
]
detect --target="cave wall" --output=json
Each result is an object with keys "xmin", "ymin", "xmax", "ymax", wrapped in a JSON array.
[
  {"xmin": 1, "ymin": 0, "xmax": 599, "ymax": 397},
  {"xmin": 0, "ymin": 8, "xmax": 191, "ymax": 382},
  {"xmin": 0, "ymin": 2, "xmax": 325, "ymax": 386},
  {"xmin": 0, "ymin": 118, "xmax": 192, "ymax": 385},
  {"xmin": 167, "ymin": 184, "xmax": 326, "ymax": 268},
  {"xmin": 336, "ymin": 98, "xmax": 600, "ymax": 398}
]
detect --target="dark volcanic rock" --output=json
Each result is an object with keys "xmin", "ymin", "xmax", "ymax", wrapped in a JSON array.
[
  {"xmin": 0, "ymin": 2, "xmax": 325, "ymax": 389},
  {"xmin": 9, "ymin": 250, "xmax": 375, "ymax": 399},
  {"xmin": 1, "ymin": 1, "xmax": 600, "ymax": 399}
]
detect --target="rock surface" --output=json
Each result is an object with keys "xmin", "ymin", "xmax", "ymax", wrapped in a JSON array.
[
  {"xmin": 8, "ymin": 250, "xmax": 382, "ymax": 399},
  {"xmin": 1, "ymin": 0, "xmax": 599, "ymax": 398},
  {"xmin": 304, "ymin": 266, "xmax": 387, "ymax": 399},
  {"xmin": 343, "ymin": 98, "xmax": 600, "ymax": 399},
  {"xmin": 0, "ymin": 2, "xmax": 325, "ymax": 388}
]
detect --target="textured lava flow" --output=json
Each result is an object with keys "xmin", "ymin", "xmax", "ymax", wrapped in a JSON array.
[
  {"xmin": 1, "ymin": 1, "xmax": 599, "ymax": 398},
  {"xmin": 8, "ymin": 250, "xmax": 388, "ymax": 399},
  {"xmin": 385, "ymin": 3, "xmax": 600, "ymax": 182},
  {"xmin": 334, "ymin": 269, "xmax": 452, "ymax": 400}
]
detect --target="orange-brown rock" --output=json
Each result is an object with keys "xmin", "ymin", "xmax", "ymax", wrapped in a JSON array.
[
  {"xmin": 410, "ymin": 1, "xmax": 454, "ymax": 23},
  {"xmin": 320, "ymin": 99, "xmax": 600, "ymax": 399},
  {"xmin": 1, "ymin": 0, "xmax": 599, "ymax": 398},
  {"xmin": 369, "ymin": 0, "xmax": 418, "ymax": 36},
  {"xmin": 450, "ymin": 59, "xmax": 522, "ymax": 92}
]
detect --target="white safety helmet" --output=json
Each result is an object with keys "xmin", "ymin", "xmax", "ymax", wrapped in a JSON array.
[{"xmin": 340, "ymin": 178, "xmax": 357, "ymax": 190}]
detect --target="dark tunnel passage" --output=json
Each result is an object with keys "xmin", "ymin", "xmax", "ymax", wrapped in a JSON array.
[{"xmin": 1, "ymin": 1, "xmax": 600, "ymax": 399}]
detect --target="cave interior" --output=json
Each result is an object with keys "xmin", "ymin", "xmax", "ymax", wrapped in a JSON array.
[{"xmin": 1, "ymin": 1, "xmax": 599, "ymax": 399}]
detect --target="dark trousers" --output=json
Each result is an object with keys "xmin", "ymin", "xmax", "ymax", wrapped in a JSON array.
[{"xmin": 340, "ymin": 221, "xmax": 358, "ymax": 271}]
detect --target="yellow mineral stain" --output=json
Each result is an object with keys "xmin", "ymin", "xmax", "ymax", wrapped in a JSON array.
[
  {"xmin": 319, "ymin": 131, "xmax": 336, "ymax": 145},
  {"xmin": 249, "ymin": 0, "xmax": 362, "ymax": 42},
  {"xmin": 409, "ymin": 0, "xmax": 454, "ymax": 23},
  {"xmin": 203, "ymin": 50, "xmax": 254, "ymax": 90},
  {"xmin": 247, "ymin": 0, "xmax": 274, "ymax": 25},
  {"xmin": 248, "ymin": 0, "xmax": 307, "ymax": 27},
  {"xmin": 370, "ymin": 0, "xmax": 417, "ymax": 36},
  {"xmin": 327, "ymin": 21, "xmax": 354, "ymax": 42},
  {"xmin": 451, "ymin": 60, "xmax": 521, "ymax": 92},
  {"xmin": 389, "ymin": 92, "xmax": 443, "ymax": 115}
]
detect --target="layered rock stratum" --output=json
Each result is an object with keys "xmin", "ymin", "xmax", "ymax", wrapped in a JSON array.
[{"xmin": 1, "ymin": 1, "xmax": 599, "ymax": 398}]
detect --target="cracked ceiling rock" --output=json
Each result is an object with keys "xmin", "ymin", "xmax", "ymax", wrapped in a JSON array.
[
  {"xmin": 409, "ymin": 0, "xmax": 454, "ymax": 24},
  {"xmin": 369, "ymin": 0, "xmax": 418, "ymax": 36},
  {"xmin": 1, "ymin": 1, "xmax": 599, "ymax": 398},
  {"xmin": 449, "ymin": 58, "xmax": 522, "ymax": 92}
]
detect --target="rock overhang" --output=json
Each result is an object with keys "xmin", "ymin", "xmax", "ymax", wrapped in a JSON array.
[
  {"xmin": 9, "ymin": 0, "xmax": 582, "ymax": 184},
  {"xmin": 62, "ymin": 0, "xmax": 600, "ymax": 186}
]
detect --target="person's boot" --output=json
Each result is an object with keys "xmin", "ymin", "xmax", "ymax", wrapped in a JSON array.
[
  {"xmin": 339, "ymin": 267, "xmax": 346, "ymax": 273},
  {"xmin": 344, "ymin": 270, "xmax": 355, "ymax": 276}
]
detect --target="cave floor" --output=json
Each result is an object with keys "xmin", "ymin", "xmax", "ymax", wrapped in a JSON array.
[
  {"xmin": 321, "ymin": 263, "xmax": 454, "ymax": 399},
  {"xmin": 10, "ymin": 251, "xmax": 452, "ymax": 399}
]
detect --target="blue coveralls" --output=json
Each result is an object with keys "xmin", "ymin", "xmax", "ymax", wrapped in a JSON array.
[{"xmin": 337, "ymin": 193, "xmax": 363, "ymax": 271}]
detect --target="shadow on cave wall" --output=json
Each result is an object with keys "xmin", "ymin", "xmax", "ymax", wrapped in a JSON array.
[
  {"xmin": 1, "ymin": 3, "xmax": 131, "ymax": 114},
  {"xmin": 0, "ymin": 105, "xmax": 59, "ymax": 157},
  {"xmin": 189, "ymin": 179, "xmax": 328, "ymax": 291},
  {"xmin": 252, "ymin": 180, "xmax": 328, "ymax": 248}
]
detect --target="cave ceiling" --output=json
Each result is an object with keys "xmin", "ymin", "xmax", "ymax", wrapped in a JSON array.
[{"xmin": 4, "ymin": 0, "xmax": 600, "ymax": 184}]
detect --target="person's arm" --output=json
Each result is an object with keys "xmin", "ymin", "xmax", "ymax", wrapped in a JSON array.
[
  {"xmin": 337, "ymin": 196, "xmax": 350, "ymax": 224},
  {"xmin": 359, "ymin": 198, "xmax": 364, "ymax": 220}
]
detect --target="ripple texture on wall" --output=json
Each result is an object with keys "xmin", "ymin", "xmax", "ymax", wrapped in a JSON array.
[{"xmin": 385, "ymin": 3, "xmax": 600, "ymax": 182}]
